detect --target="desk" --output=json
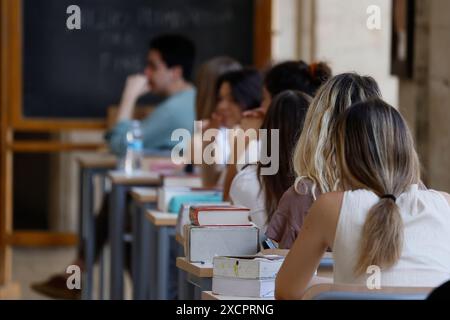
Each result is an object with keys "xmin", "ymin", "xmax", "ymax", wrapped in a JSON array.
[
  {"xmin": 200, "ymin": 253, "xmax": 334, "ymax": 301},
  {"xmin": 146, "ymin": 210, "xmax": 177, "ymax": 300},
  {"xmin": 129, "ymin": 187, "xmax": 157, "ymax": 300},
  {"xmin": 108, "ymin": 171, "xmax": 161, "ymax": 300},
  {"xmin": 77, "ymin": 153, "xmax": 117, "ymax": 300},
  {"xmin": 176, "ymin": 257, "xmax": 213, "ymax": 300}
]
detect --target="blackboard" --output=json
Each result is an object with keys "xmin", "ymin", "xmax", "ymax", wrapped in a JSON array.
[{"xmin": 23, "ymin": 0, "xmax": 254, "ymax": 119}]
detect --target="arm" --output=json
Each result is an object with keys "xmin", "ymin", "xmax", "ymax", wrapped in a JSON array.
[
  {"xmin": 275, "ymin": 192, "xmax": 342, "ymax": 300},
  {"xmin": 106, "ymin": 99, "xmax": 171, "ymax": 156},
  {"xmin": 265, "ymin": 184, "xmax": 314, "ymax": 249},
  {"xmin": 116, "ymin": 74, "xmax": 150, "ymax": 123},
  {"xmin": 200, "ymin": 113, "xmax": 224, "ymax": 188},
  {"xmin": 222, "ymin": 164, "xmax": 237, "ymax": 201}
]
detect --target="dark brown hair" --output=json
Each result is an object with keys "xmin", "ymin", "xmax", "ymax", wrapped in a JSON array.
[
  {"xmin": 264, "ymin": 61, "xmax": 332, "ymax": 97},
  {"xmin": 257, "ymin": 90, "xmax": 312, "ymax": 221}
]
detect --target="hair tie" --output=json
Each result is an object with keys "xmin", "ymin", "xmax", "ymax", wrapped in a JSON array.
[
  {"xmin": 381, "ymin": 194, "xmax": 396, "ymax": 202},
  {"xmin": 309, "ymin": 63, "xmax": 318, "ymax": 78}
]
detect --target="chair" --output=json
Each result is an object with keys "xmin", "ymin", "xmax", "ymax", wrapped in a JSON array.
[{"xmin": 302, "ymin": 283, "xmax": 433, "ymax": 300}]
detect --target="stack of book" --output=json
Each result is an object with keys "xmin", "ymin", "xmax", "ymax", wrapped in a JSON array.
[
  {"xmin": 157, "ymin": 186, "xmax": 222, "ymax": 213},
  {"xmin": 212, "ymin": 255, "xmax": 285, "ymax": 298},
  {"xmin": 162, "ymin": 174, "xmax": 203, "ymax": 188},
  {"xmin": 176, "ymin": 202, "xmax": 231, "ymax": 239},
  {"xmin": 184, "ymin": 205, "xmax": 259, "ymax": 264}
]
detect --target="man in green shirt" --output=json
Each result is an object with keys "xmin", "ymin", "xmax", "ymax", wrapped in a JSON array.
[{"xmin": 107, "ymin": 34, "xmax": 196, "ymax": 155}]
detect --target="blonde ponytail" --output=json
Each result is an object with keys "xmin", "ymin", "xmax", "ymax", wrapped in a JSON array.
[
  {"xmin": 354, "ymin": 198, "xmax": 404, "ymax": 275},
  {"xmin": 334, "ymin": 98, "xmax": 421, "ymax": 275}
]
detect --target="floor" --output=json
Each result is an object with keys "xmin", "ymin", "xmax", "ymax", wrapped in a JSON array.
[
  {"xmin": 12, "ymin": 247, "xmax": 77, "ymax": 300},
  {"xmin": 12, "ymin": 247, "xmax": 132, "ymax": 300}
]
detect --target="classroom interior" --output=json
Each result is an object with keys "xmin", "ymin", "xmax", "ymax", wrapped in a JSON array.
[{"xmin": 1, "ymin": 0, "xmax": 450, "ymax": 300}]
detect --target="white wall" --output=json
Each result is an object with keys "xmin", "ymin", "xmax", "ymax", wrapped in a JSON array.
[{"xmin": 314, "ymin": 0, "xmax": 398, "ymax": 106}]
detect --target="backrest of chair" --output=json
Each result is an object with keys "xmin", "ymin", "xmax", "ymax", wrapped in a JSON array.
[
  {"xmin": 303, "ymin": 283, "xmax": 433, "ymax": 300},
  {"xmin": 312, "ymin": 291, "xmax": 428, "ymax": 300},
  {"xmin": 319, "ymin": 257, "xmax": 334, "ymax": 269}
]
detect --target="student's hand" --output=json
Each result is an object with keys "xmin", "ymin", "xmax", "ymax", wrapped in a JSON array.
[
  {"xmin": 242, "ymin": 107, "xmax": 266, "ymax": 120},
  {"xmin": 241, "ymin": 108, "xmax": 266, "ymax": 131},
  {"xmin": 202, "ymin": 112, "xmax": 223, "ymax": 132},
  {"xmin": 122, "ymin": 74, "xmax": 150, "ymax": 102},
  {"xmin": 241, "ymin": 117, "xmax": 264, "ymax": 131},
  {"xmin": 116, "ymin": 74, "xmax": 150, "ymax": 122}
]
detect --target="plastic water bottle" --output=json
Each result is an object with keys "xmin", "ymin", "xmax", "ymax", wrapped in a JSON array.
[{"xmin": 123, "ymin": 120, "xmax": 143, "ymax": 174}]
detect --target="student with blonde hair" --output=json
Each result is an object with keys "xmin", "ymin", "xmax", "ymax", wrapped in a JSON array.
[
  {"xmin": 266, "ymin": 73, "xmax": 381, "ymax": 248},
  {"xmin": 276, "ymin": 99, "xmax": 450, "ymax": 299}
]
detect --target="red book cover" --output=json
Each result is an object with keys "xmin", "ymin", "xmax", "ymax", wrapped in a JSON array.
[{"xmin": 189, "ymin": 205, "xmax": 251, "ymax": 226}]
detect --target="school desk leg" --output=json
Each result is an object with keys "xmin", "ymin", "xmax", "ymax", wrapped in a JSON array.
[
  {"xmin": 197, "ymin": 278, "xmax": 212, "ymax": 300},
  {"xmin": 131, "ymin": 201, "xmax": 141, "ymax": 299},
  {"xmin": 139, "ymin": 204, "xmax": 153, "ymax": 299},
  {"xmin": 177, "ymin": 243, "xmax": 193, "ymax": 300},
  {"xmin": 109, "ymin": 184, "xmax": 126, "ymax": 300},
  {"xmin": 156, "ymin": 226, "xmax": 172, "ymax": 300},
  {"xmin": 156, "ymin": 226, "xmax": 169, "ymax": 299},
  {"xmin": 148, "ymin": 221, "xmax": 157, "ymax": 299},
  {"xmin": 188, "ymin": 275, "xmax": 212, "ymax": 300},
  {"xmin": 81, "ymin": 168, "xmax": 95, "ymax": 300}
]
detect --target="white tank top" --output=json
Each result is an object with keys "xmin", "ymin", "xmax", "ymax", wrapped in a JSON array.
[{"xmin": 333, "ymin": 184, "xmax": 450, "ymax": 287}]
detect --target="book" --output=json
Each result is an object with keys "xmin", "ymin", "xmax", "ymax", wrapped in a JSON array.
[
  {"xmin": 163, "ymin": 174, "xmax": 203, "ymax": 188},
  {"xmin": 168, "ymin": 193, "xmax": 223, "ymax": 214},
  {"xmin": 185, "ymin": 225, "xmax": 259, "ymax": 264},
  {"xmin": 157, "ymin": 187, "xmax": 222, "ymax": 213},
  {"xmin": 213, "ymin": 255, "xmax": 284, "ymax": 279},
  {"xmin": 189, "ymin": 205, "xmax": 251, "ymax": 226},
  {"xmin": 176, "ymin": 202, "xmax": 231, "ymax": 239},
  {"xmin": 212, "ymin": 276, "xmax": 275, "ymax": 298}
]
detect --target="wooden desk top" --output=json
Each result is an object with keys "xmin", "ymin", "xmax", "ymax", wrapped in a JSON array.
[
  {"xmin": 77, "ymin": 153, "xmax": 117, "ymax": 169},
  {"xmin": 202, "ymin": 291, "xmax": 274, "ymax": 301},
  {"xmin": 176, "ymin": 257, "xmax": 213, "ymax": 278},
  {"xmin": 130, "ymin": 187, "xmax": 158, "ymax": 203},
  {"xmin": 146, "ymin": 210, "xmax": 177, "ymax": 226},
  {"xmin": 108, "ymin": 170, "xmax": 161, "ymax": 185}
]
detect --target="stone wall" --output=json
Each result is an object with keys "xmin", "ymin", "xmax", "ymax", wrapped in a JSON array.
[{"xmin": 399, "ymin": 0, "xmax": 450, "ymax": 191}]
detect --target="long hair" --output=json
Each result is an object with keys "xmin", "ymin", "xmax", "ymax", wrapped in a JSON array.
[
  {"xmin": 257, "ymin": 91, "xmax": 312, "ymax": 221},
  {"xmin": 292, "ymin": 73, "xmax": 381, "ymax": 196},
  {"xmin": 195, "ymin": 57, "xmax": 242, "ymax": 120},
  {"xmin": 335, "ymin": 99, "xmax": 421, "ymax": 275}
]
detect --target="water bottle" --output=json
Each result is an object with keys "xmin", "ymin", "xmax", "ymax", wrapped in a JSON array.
[{"xmin": 123, "ymin": 120, "xmax": 143, "ymax": 174}]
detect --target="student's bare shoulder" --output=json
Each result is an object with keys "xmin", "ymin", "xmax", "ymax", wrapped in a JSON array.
[{"xmin": 314, "ymin": 192, "xmax": 345, "ymax": 208}]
